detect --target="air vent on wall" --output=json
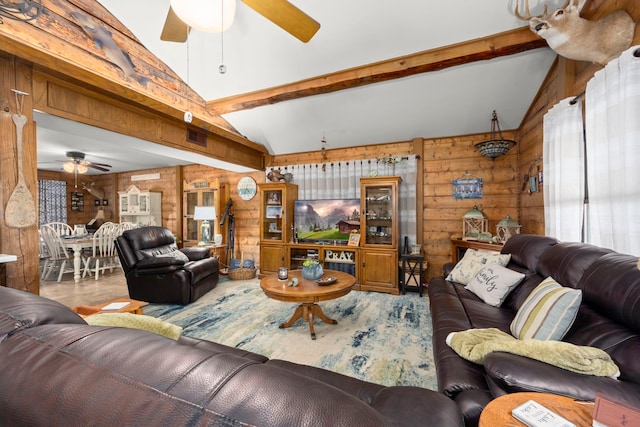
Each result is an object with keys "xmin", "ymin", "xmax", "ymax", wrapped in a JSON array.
[{"xmin": 186, "ymin": 128, "xmax": 207, "ymax": 147}]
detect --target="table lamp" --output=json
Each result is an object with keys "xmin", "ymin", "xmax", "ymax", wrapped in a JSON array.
[{"xmin": 194, "ymin": 206, "xmax": 216, "ymax": 246}]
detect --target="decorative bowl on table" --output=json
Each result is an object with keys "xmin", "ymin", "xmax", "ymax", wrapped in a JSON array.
[{"xmin": 316, "ymin": 276, "xmax": 337, "ymax": 286}]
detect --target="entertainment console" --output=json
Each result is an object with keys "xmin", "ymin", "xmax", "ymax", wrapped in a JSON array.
[{"xmin": 258, "ymin": 177, "xmax": 402, "ymax": 295}]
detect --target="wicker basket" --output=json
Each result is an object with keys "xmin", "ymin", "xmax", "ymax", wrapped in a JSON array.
[
  {"xmin": 228, "ymin": 251, "xmax": 256, "ymax": 280},
  {"xmin": 228, "ymin": 267, "xmax": 257, "ymax": 280}
]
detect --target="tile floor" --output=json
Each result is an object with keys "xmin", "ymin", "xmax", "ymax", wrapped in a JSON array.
[{"xmin": 40, "ymin": 269, "xmax": 130, "ymax": 308}]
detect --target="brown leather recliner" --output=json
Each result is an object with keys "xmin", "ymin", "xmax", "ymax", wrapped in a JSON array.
[{"xmin": 115, "ymin": 226, "xmax": 218, "ymax": 304}]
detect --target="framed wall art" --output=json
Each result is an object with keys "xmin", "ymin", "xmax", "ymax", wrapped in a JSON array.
[{"xmin": 453, "ymin": 177, "xmax": 483, "ymax": 199}]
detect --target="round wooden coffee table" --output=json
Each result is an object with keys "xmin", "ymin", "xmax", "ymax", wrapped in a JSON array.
[
  {"xmin": 479, "ymin": 392, "xmax": 594, "ymax": 427},
  {"xmin": 260, "ymin": 269, "xmax": 355, "ymax": 340}
]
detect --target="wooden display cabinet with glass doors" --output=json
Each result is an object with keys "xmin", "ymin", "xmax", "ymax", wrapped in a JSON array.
[
  {"xmin": 258, "ymin": 182, "xmax": 298, "ymax": 277},
  {"xmin": 183, "ymin": 179, "xmax": 228, "ymax": 264},
  {"xmin": 359, "ymin": 176, "xmax": 401, "ymax": 295}
]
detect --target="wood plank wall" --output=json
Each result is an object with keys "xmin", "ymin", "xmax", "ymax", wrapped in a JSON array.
[{"xmin": 423, "ymin": 131, "xmax": 519, "ymax": 279}]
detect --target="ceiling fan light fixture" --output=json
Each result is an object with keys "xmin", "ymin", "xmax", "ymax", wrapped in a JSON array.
[
  {"xmin": 170, "ymin": 0, "xmax": 236, "ymax": 33},
  {"xmin": 475, "ymin": 110, "xmax": 516, "ymax": 159},
  {"xmin": 77, "ymin": 164, "xmax": 88, "ymax": 174},
  {"xmin": 62, "ymin": 162, "xmax": 75, "ymax": 173}
]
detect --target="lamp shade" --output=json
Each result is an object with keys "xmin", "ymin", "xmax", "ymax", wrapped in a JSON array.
[
  {"xmin": 193, "ymin": 206, "xmax": 217, "ymax": 220},
  {"xmin": 475, "ymin": 110, "xmax": 516, "ymax": 159},
  {"xmin": 170, "ymin": 0, "xmax": 236, "ymax": 32}
]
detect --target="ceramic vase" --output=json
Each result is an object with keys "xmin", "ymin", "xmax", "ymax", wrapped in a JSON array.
[{"xmin": 302, "ymin": 264, "xmax": 323, "ymax": 280}]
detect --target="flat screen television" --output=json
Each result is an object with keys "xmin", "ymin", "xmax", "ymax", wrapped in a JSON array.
[{"xmin": 294, "ymin": 199, "xmax": 361, "ymax": 244}]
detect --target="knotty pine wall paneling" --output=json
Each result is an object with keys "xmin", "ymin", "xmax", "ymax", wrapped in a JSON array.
[{"xmin": 422, "ymin": 131, "xmax": 519, "ymax": 280}]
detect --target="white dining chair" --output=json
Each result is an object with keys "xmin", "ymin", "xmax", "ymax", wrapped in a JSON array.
[
  {"xmin": 82, "ymin": 222, "xmax": 120, "ymax": 280},
  {"xmin": 39, "ymin": 224, "xmax": 75, "ymax": 282},
  {"xmin": 43, "ymin": 222, "xmax": 74, "ymax": 237}
]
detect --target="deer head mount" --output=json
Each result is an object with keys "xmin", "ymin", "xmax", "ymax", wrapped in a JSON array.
[
  {"xmin": 515, "ymin": 0, "xmax": 636, "ymax": 65},
  {"xmin": 81, "ymin": 181, "xmax": 105, "ymax": 200}
]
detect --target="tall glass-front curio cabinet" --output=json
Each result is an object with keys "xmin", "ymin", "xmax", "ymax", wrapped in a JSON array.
[
  {"xmin": 359, "ymin": 176, "xmax": 401, "ymax": 295},
  {"xmin": 258, "ymin": 182, "xmax": 298, "ymax": 277}
]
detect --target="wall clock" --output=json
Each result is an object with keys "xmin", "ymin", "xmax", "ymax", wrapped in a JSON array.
[{"xmin": 237, "ymin": 176, "xmax": 257, "ymax": 201}]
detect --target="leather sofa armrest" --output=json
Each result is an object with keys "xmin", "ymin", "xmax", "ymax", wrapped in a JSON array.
[
  {"xmin": 181, "ymin": 247, "xmax": 210, "ymax": 261},
  {"xmin": 484, "ymin": 352, "xmax": 640, "ymax": 406}
]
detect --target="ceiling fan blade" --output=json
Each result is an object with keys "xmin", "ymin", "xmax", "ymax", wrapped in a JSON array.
[
  {"xmin": 87, "ymin": 163, "xmax": 111, "ymax": 172},
  {"xmin": 242, "ymin": 0, "xmax": 320, "ymax": 43},
  {"xmin": 160, "ymin": 6, "xmax": 190, "ymax": 42},
  {"xmin": 87, "ymin": 161, "xmax": 112, "ymax": 167}
]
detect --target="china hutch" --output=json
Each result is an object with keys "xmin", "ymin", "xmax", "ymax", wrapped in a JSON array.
[
  {"xmin": 359, "ymin": 176, "xmax": 401, "ymax": 294},
  {"xmin": 258, "ymin": 182, "xmax": 298, "ymax": 277},
  {"xmin": 118, "ymin": 185, "xmax": 162, "ymax": 226}
]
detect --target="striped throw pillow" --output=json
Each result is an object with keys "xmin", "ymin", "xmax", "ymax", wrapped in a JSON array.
[{"xmin": 510, "ymin": 277, "xmax": 582, "ymax": 341}]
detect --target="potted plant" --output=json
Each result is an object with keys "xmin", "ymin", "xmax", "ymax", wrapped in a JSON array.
[{"xmin": 302, "ymin": 258, "xmax": 323, "ymax": 280}]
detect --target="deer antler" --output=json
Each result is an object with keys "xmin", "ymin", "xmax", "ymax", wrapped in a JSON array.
[
  {"xmin": 515, "ymin": 0, "xmax": 548, "ymax": 21},
  {"xmin": 513, "ymin": 0, "xmax": 635, "ymax": 66}
]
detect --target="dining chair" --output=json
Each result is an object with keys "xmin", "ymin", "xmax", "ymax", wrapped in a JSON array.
[
  {"xmin": 39, "ymin": 224, "xmax": 75, "ymax": 282},
  {"xmin": 43, "ymin": 222, "xmax": 74, "ymax": 237},
  {"xmin": 119, "ymin": 222, "xmax": 136, "ymax": 232},
  {"xmin": 82, "ymin": 222, "xmax": 120, "ymax": 280},
  {"xmin": 38, "ymin": 229, "xmax": 51, "ymax": 280}
]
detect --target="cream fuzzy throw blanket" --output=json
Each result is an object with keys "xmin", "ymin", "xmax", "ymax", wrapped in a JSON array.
[
  {"xmin": 446, "ymin": 328, "xmax": 619, "ymax": 378},
  {"xmin": 85, "ymin": 313, "xmax": 183, "ymax": 340}
]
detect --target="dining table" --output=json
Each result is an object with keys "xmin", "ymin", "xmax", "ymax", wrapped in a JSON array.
[{"xmin": 61, "ymin": 235, "xmax": 94, "ymax": 283}]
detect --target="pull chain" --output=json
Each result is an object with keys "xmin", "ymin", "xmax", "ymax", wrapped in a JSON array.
[{"xmin": 219, "ymin": 0, "xmax": 227, "ymax": 74}]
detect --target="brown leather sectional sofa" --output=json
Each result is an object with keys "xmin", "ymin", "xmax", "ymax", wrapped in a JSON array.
[
  {"xmin": 428, "ymin": 234, "xmax": 640, "ymax": 426},
  {"xmin": 0, "ymin": 285, "xmax": 463, "ymax": 426}
]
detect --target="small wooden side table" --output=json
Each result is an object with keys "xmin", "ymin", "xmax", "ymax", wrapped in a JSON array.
[
  {"xmin": 72, "ymin": 298, "xmax": 149, "ymax": 317},
  {"xmin": 479, "ymin": 392, "xmax": 594, "ymax": 427},
  {"xmin": 400, "ymin": 254, "xmax": 425, "ymax": 296}
]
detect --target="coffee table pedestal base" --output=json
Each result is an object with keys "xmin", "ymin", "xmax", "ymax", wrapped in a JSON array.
[{"xmin": 279, "ymin": 303, "xmax": 337, "ymax": 340}]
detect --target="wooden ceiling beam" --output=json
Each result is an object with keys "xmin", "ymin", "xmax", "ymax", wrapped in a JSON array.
[{"xmin": 207, "ymin": 26, "xmax": 547, "ymax": 115}]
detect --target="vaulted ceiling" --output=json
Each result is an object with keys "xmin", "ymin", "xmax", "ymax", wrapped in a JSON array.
[{"xmin": 37, "ymin": 0, "xmax": 560, "ymax": 173}]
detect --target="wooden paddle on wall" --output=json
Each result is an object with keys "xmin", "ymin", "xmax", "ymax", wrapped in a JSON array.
[{"xmin": 5, "ymin": 90, "xmax": 36, "ymax": 228}]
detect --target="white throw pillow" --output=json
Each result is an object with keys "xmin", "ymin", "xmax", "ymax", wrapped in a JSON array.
[
  {"xmin": 446, "ymin": 249, "xmax": 511, "ymax": 285},
  {"xmin": 465, "ymin": 263, "xmax": 525, "ymax": 307}
]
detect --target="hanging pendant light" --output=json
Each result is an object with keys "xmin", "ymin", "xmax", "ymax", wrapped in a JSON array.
[{"xmin": 475, "ymin": 110, "xmax": 516, "ymax": 159}]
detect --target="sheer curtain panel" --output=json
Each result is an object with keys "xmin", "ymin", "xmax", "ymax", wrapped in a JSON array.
[
  {"xmin": 585, "ymin": 46, "xmax": 640, "ymax": 255},
  {"xmin": 270, "ymin": 156, "xmax": 418, "ymax": 246},
  {"xmin": 543, "ymin": 98, "xmax": 585, "ymax": 242}
]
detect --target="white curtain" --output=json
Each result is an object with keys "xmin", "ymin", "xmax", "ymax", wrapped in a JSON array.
[
  {"xmin": 543, "ymin": 97, "xmax": 585, "ymax": 242},
  {"xmin": 584, "ymin": 46, "xmax": 640, "ymax": 255},
  {"xmin": 269, "ymin": 156, "xmax": 419, "ymax": 246}
]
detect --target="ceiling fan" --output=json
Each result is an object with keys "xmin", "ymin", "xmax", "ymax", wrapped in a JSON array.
[
  {"xmin": 161, "ymin": 0, "xmax": 321, "ymax": 43},
  {"xmin": 60, "ymin": 151, "xmax": 112, "ymax": 173}
]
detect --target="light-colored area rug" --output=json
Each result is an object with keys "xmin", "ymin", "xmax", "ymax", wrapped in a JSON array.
[{"xmin": 145, "ymin": 278, "xmax": 437, "ymax": 390}]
